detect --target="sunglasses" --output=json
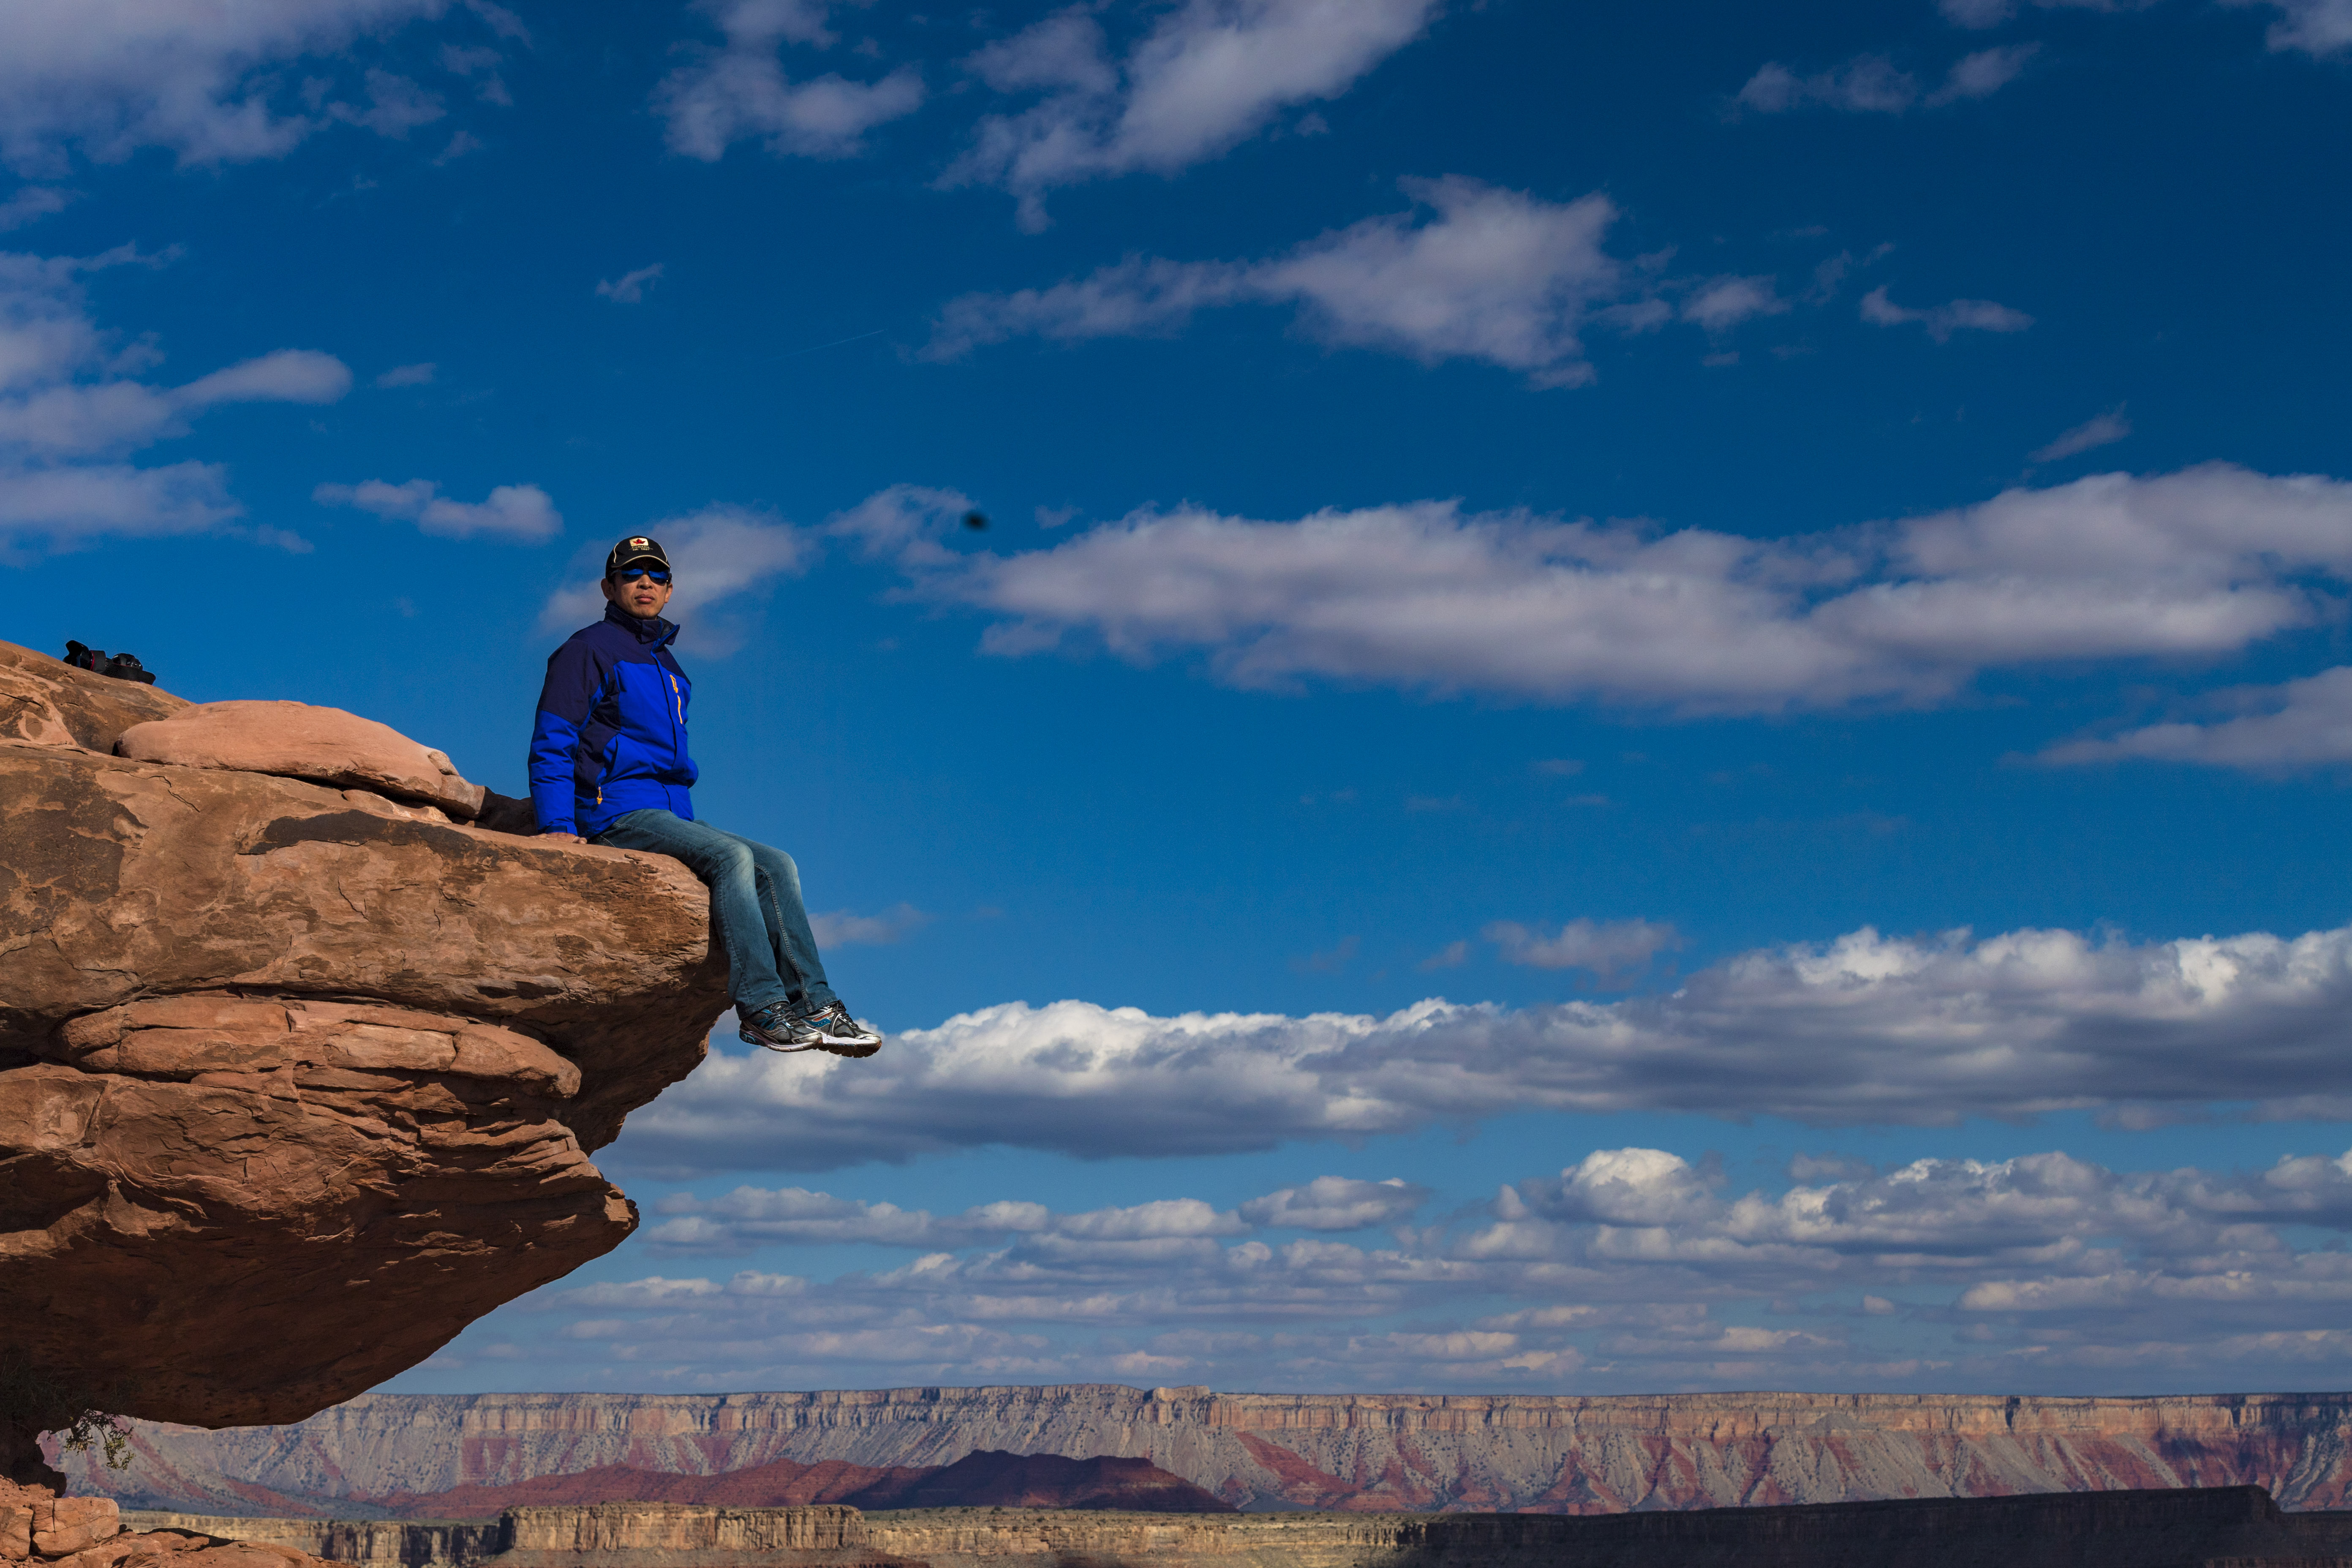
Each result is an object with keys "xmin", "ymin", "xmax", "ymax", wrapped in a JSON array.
[{"xmin": 614, "ymin": 568, "xmax": 672, "ymax": 585}]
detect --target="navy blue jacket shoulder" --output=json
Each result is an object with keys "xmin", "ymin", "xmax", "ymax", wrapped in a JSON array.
[{"xmin": 529, "ymin": 601, "xmax": 697, "ymax": 836}]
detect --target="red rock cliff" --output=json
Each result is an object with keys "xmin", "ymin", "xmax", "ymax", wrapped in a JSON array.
[{"xmin": 0, "ymin": 642, "xmax": 726, "ymax": 1482}]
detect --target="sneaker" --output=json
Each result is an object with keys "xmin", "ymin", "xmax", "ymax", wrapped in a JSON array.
[
  {"xmin": 738, "ymin": 1004, "xmax": 828, "ymax": 1054},
  {"xmin": 804, "ymin": 1001, "xmax": 883, "ymax": 1057}
]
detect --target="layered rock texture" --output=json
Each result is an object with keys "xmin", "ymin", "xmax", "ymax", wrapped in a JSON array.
[
  {"xmin": 114, "ymin": 701, "xmax": 488, "ymax": 820},
  {"xmin": 0, "ymin": 641, "xmax": 725, "ymax": 1475},
  {"xmin": 62, "ymin": 1387, "xmax": 2352, "ymax": 1517},
  {"xmin": 111, "ymin": 1489, "xmax": 2352, "ymax": 1568},
  {"xmin": 2, "ymin": 1478, "xmax": 340, "ymax": 1568},
  {"xmin": 371, "ymin": 1453, "xmax": 1233, "ymax": 1516}
]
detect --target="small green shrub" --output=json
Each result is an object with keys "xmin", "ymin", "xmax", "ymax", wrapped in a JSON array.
[{"xmin": 0, "ymin": 1358, "xmax": 135, "ymax": 1473}]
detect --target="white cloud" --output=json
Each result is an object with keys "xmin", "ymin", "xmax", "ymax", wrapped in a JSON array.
[
  {"xmin": 810, "ymin": 903, "xmax": 931, "ymax": 946},
  {"xmin": 0, "ymin": 247, "xmax": 351, "ymax": 552},
  {"xmin": 2041, "ymin": 666, "xmax": 2352, "ymax": 772},
  {"xmin": 835, "ymin": 466, "xmax": 2352, "ymax": 716},
  {"xmin": 656, "ymin": 0, "xmax": 922, "ymax": 162},
  {"xmin": 1932, "ymin": 44, "xmax": 2040, "ymax": 101},
  {"xmin": 1860, "ymin": 285, "xmax": 2032, "ymax": 340},
  {"xmin": 0, "ymin": 187, "xmax": 71, "ymax": 231},
  {"xmin": 596, "ymin": 264, "xmax": 664, "ymax": 304},
  {"xmin": 642, "ymin": 1186, "xmax": 1254, "ymax": 1257},
  {"xmin": 947, "ymin": 0, "xmax": 1442, "ymax": 229},
  {"xmin": 432, "ymin": 1138, "xmax": 2352, "ymax": 1395},
  {"xmin": 1940, "ymin": 0, "xmax": 2151, "ymax": 26},
  {"xmin": 0, "ymin": 461, "xmax": 240, "ymax": 555},
  {"xmin": 374, "ymin": 361, "xmax": 435, "ymax": 387},
  {"xmin": 614, "ymin": 912, "xmax": 2352, "ymax": 1176},
  {"xmin": 2030, "ymin": 406, "xmax": 2131, "ymax": 463},
  {"xmin": 178, "ymin": 348, "xmax": 352, "ymax": 408},
  {"xmin": 0, "ymin": 0, "xmax": 518, "ymax": 174},
  {"xmin": 1484, "ymin": 918, "xmax": 1684, "ymax": 981},
  {"xmin": 929, "ymin": 178, "xmax": 1636, "ymax": 388},
  {"xmin": 1680, "ymin": 275, "xmax": 1790, "ymax": 332},
  {"xmin": 1734, "ymin": 47, "xmax": 2034, "ymax": 115},
  {"xmin": 1736, "ymin": 56, "xmax": 1920, "ymax": 114},
  {"xmin": 326, "ymin": 67, "xmax": 444, "ymax": 137},
  {"xmin": 538, "ymin": 502, "xmax": 817, "ymax": 633},
  {"xmin": 315, "ymin": 476, "xmax": 559, "ymax": 540},
  {"xmin": 1240, "ymin": 1176, "xmax": 1429, "ymax": 1231},
  {"xmin": 2224, "ymin": 0, "xmax": 2352, "ymax": 54}
]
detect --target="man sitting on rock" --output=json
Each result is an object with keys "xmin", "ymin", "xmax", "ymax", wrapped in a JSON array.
[{"xmin": 531, "ymin": 534, "xmax": 882, "ymax": 1057}]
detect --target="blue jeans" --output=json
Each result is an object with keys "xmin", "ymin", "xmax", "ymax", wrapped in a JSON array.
[{"xmin": 593, "ymin": 809, "xmax": 837, "ymax": 1018}]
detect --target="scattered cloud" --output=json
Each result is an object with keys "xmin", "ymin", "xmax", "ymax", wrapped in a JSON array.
[
  {"xmin": 2224, "ymin": 0, "xmax": 2352, "ymax": 55},
  {"xmin": 373, "ymin": 361, "xmax": 436, "ymax": 388},
  {"xmin": 1940, "ymin": 0, "xmax": 2153, "ymax": 27},
  {"xmin": 811, "ymin": 904, "xmax": 932, "ymax": 946},
  {"xmin": 1291, "ymin": 935, "xmax": 1361, "ymax": 975},
  {"xmin": 538, "ymin": 502, "xmax": 816, "ymax": 634},
  {"xmin": 436, "ymin": 1136, "xmax": 2352, "ymax": 1393},
  {"xmin": 827, "ymin": 465, "xmax": 2352, "ymax": 716},
  {"xmin": 1934, "ymin": 44, "xmax": 2041, "ymax": 101},
  {"xmin": 1418, "ymin": 940, "xmax": 1471, "ymax": 971},
  {"xmin": 656, "ymin": 0, "xmax": 923, "ymax": 162},
  {"xmin": 0, "ymin": 461, "xmax": 241, "ymax": 555},
  {"xmin": 596, "ymin": 263, "xmax": 665, "ymax": 304},
  {"xmin": 929, "ymin": 178, "xmax": 1635, "ymax": 389},
  {"xmin": 1484, "ymin": 917, "xmax": 1683, "ymax": 982},
  {"xmin": 1937, "ymin": 0, "xmax": 2336, "ymax": 54},
  {"xmin": 946, "ymin": 0, "xmax": 1442, "ymax": 229},
  {"xmin": 0, "ymin": 1, "xmax": 518, "ymax": 174},
  {"xmin": 315, "ymin": 476, "xmax": 559, "ymax": 540},
  {"xmin": 1681, "ymin": 275, "xmax": 1790, "ymax": 332},
  {"xmin": 0, "ymin": 246, "xmax": 351, "ymax": 553},
  {"xmin": 2040, "ymin": 666, "xmax": 2352, "ymax": 772},
  {"xmin": 642, "ymin": 1186, "xmax": 1256, "ymax": 1258},
  {"xmin": 1734, "ymin": 46, "xmax": 2035, "ymax": 116},
  {"xmin": 616, "ymin": 912, "xmax": 2352, "ymax": 1175},
  {"xmin": 1239, "ymin": 1176, "xmax": 1429, "ymax": 1231},
  {"xmin": 0, "ymin": 187, "xmax": 71, "ymax": 231},
  {"xmin": 326, "ymin": 67, "xmax": 445, "ymax": 138},
  {"xmin": 1860, "ymin": 284, "xmax": 2032, "ymax": 341},
  {"xmin": 1736, "ymin": 55, "xmax": 1919, "ymax": 114},
  {"xmin": 2030, "ymin": 406, "xmax": 2131, "ymax": 463}
]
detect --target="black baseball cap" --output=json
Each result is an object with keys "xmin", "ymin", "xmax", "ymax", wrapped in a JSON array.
[{"xmin": 605, "ymin": 534, "xmax": 671, "ymax": 576}]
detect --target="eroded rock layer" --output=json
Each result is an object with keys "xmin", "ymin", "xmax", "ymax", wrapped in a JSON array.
[
  {"xmin": 64, "ymin": 1387, "xmax": 2352, "ymax": 1516},
  {"xmin": 0, "ymin": 641, "xmax": 727, "ymax": 1446},
  {"xmin": 111, "ymin": 1489, "xmax": 2352, "ymax": 1568}
]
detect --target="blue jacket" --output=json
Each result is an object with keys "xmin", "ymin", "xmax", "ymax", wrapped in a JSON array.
[{"xmin": 530, "ymin": 601, "xmax": 697, "ymax": 836}]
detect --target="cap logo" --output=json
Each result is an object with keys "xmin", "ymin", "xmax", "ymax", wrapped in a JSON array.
[{"xmin": 629, "ymin": 537, "xmax": 650, "ymax": 549}]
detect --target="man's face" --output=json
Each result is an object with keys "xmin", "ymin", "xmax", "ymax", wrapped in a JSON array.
[{"xmin": 603, "ymin": 566, "xmax": 675, "ymax": 620}]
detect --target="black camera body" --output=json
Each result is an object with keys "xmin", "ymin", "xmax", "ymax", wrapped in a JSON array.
[{"xmin": 63, "ymin": 641, "xmax": 159, "ymax": 686}]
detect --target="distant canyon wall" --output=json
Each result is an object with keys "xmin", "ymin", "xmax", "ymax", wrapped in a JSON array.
[
  {"xmin": 60, "ymin": 1386, "xmax": 2352, "ymax": 1516},
  {"xmin": 119, "ymin": 1490, "xmax": 2352, "ymax": 1568}
]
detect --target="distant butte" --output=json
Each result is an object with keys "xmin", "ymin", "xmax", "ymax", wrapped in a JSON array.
[{"xmin": 369, "ymin": 1452, "xmax": 1233, "ymax": 1517}]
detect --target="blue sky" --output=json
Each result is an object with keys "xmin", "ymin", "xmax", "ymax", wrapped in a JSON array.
[{"xmin": 11, "ymin": 0, "xmax": 2352, "ymax": 1398}]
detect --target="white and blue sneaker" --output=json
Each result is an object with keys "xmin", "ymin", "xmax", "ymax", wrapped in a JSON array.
[
  {"xmin": 740, "ymin": 1002, "xmax": 881, "ymax": 1058},
  {"xmin": 804, "ymin": 1001, "xmax": 883, "ymax": 1057}
]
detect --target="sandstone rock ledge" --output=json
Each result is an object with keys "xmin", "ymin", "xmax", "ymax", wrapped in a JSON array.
[
  {"xmin": 5, "ymin": 1481, "xmax": 338, "ymax": 1568},
  {"xmin": 0, "ymin": 641, "xmax": 727, "ymax": 1481}
]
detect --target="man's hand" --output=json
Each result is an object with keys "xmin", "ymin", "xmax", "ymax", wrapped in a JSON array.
[{"xmin": 542, "ymin": 830, "xmax": 585, "ymax": 844}]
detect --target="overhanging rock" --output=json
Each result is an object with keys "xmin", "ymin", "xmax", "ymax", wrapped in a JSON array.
[{"xmin": 0, "ymin": 640, "xmax": 726, "ymax": 1469}]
